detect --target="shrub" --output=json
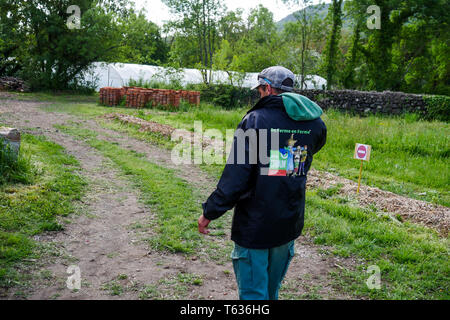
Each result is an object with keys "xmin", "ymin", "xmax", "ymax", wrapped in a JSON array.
[
  {"xmin": 199, "ymin": 84, "xmax": 258, "ymax": 109},
  {"xmin": 127, "ymin": 78, "xmax": 183, "ymax": 90},
  {"xmin": 422, "ymin": 95, "xmax": 450, "ymax": 122}
]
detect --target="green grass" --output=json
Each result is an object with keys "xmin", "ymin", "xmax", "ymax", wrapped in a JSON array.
[
  {"xmin": 0, "ymin": 134, "xmax": 86, "ymax": 290},
  {"xmin": 303, "ymin": 189, "xmax": 449, "ymax": 300},
  {"xmin": 55, "ymin": 122, "xmax": 450, "ymax": 300},
  {"xmin": 0, "ymin": 141, "xmax": 34, "ymax": 186},
  {"xmin": 315, "ymin": 110, "xmax": 450, "ymax": 207},
  {"xmin": 0, "ymin": 91, "xmax": 98, "ymax": 104}
]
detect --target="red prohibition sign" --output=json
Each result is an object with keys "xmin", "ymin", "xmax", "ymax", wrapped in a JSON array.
[{"xmin": 357, "ymin": 145, "xmax": 367, "ymax": 159}]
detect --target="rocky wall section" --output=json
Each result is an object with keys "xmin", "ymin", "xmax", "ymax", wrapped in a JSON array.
[{"xmin": 294, "ymin": 89, "xmax": 427, "ymax": 115}]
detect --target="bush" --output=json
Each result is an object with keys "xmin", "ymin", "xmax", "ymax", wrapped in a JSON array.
[
  {"xmin": 422, "ymin": 95, "xmax": 450, "ymax": 122},
  {"xmin": 127, "ymin": 78, "xmax": 183, "ymax": 90},
  {"xmin": 199, "ymin": 84, "xmax": 258, "ymax": 109}
]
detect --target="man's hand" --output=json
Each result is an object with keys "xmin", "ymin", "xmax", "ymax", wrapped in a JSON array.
[{"xmin": 198, "ymin": 215, "xmax": 211, "ymax": 235}]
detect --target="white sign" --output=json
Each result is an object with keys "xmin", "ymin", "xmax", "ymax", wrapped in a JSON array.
[{"xmin": 354, "ymin": 143, "xmax": 372, "ymax": 161}]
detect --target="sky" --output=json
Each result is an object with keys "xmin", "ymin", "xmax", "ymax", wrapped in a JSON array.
[{"xmin": 133, "ymin": 0, "xmax": 331, "ymax": 27}]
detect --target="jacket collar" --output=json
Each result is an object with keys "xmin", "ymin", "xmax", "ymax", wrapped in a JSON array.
[{"xmin": 246, "ymin": 95, "xmax": 283, "ymax": 115}]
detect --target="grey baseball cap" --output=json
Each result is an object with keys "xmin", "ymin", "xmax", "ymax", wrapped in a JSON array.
[{"xmin": 251, "ymin": 66, "xmax": 295, "ymax": 92}]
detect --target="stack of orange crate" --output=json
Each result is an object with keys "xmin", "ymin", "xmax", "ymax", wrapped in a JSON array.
[
  {"xmin": 110, "ymin": 88, "xmax": 122, "ymax": 106},
  {"xmin": 99, "ymin": 87, "xmax": 107, "ymax": 105},
  {"xmin": 100, "ymin": 87, "xmax": 200, "ymax": 108},
  {"xmin": 99, "ymin": 87, "xmax": 122, "ymax": 106},
  {"xmin": 126, "ymin": 88, "xmax": 135, "ymax": 107}
]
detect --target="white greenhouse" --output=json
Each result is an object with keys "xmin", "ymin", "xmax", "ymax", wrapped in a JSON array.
[{"xmin": 83, "ymin": 62, "xmax": 327, "ymax": 91}]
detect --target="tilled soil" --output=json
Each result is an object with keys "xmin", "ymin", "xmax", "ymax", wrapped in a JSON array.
[{"xmin": 307, "ymin": 170, "xmax": 449, "ymax": 236}]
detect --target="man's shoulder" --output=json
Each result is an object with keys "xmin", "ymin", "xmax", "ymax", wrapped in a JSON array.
[
  {"xmin": 241, "ymin": 96, "xmax": 284, "ymax": 126},
  {"xmin": 248, "ymin": 95, "xmax": 283, "ymax": 114}
]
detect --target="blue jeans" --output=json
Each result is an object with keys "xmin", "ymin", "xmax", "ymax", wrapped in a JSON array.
[{"xmin": 231, "ymin": 240, "xmax": 295, "ymax": 300}]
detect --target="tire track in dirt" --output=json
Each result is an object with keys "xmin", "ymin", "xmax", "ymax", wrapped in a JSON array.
[{"xmin": 0, "ymin": 95, "xmax": 356, "ymax": 300}]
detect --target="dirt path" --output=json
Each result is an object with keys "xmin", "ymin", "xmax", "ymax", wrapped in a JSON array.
[{"xmin": 0, "ymin": 94, "xmax": 356, "ymax": 300}]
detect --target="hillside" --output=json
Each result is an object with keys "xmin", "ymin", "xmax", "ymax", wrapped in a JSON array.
[{"xmin": 277, "ymin": 2, "xmax": 351, "ymax": 31}]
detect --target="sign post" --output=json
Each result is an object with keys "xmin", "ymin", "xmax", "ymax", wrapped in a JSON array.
[{"xmin": 354, "ymin": 143, "xmax": 372, "ymax": 194}]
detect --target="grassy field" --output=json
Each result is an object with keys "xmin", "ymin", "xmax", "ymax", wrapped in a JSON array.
[
  {"xmin": 305, "ymin": 189, "xmax": 448, "ymax": 299},
  {"xmin": 1, "ymin": 92, "xmax": 448, "ymax": 299},
  {"xmin": 0, "ymin": 133, "xmax": 86, "ymax": 292},
  {"xmin": 37, "ymin": 95, "xmax": 449, "ymax": 207}
]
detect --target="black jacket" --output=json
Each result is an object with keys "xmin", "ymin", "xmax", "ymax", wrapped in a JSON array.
[{"xmin": 202, "ymin": 94, "xmax": 327, "ymax": 249}]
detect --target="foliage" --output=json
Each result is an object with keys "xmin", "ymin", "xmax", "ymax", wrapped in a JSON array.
[
  {"xmin": 199, "ymin": 84, "xmax": 257, "ymax": 109},
  {"xmin": 422, "ymin": 95, "xmax": 450, "ymax": 122},
  {"xmin": 323, "ymin": 0, "xmax": 344, "ymax": 89},
  {"xmin": 1, "ymin": 0, "xmax": 448, "ymax": 95},
  {"xmin": 0, "ymin": 0, "xmax": 27, "ymax": 76},
  {"xmin": 163, "ymin": 0, "xmax": 225, "ymax": 84},
  {"xmin": 212, "ymin": 40, "xmax": 246, "ymax": 86},
  {"xmin": 281, "ymin": 0, "xmax": 327, "ymax": 89},
  {"xmin": 118, "ymin": 10, "xmax": 169, "ymax": 65},
  {"xmin": 0, "ymin": 0, "xmax": 167, "ymax": 91},
  {"xmin": 341, "ymin": 0, "xmax": 450, "ymax": 94}
]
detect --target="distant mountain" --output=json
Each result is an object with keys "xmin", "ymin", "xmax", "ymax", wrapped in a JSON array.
[
  {"xmin": 276, "ymin": 2, "xmax": 351, "ymax": 31},
  {"xmin": 277, "ymin": 3, "xmax": 331, "ymax": 28}
]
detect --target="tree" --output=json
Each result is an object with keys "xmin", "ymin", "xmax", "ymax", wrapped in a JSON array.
[
  {"xmin": 0, "ymin": 0, "xmax": 30, "ymax": 76},
  {"xmin": 1, "ymin": 0, "xmax": 136, "ymax": 90},
  {"xmin": 217, "ymin": 9, "xmax": 245, "ymax": 45},
  {"xmin": 232, "ymin": 5, "xmax": 282, "ymax": 72},
  {"xmin": 323, "ymin": 0, "xmax": 344, "ymax": 90},
  {"xmin": 163, "ymin": 0, "xmax": 225, "ymax": 84},
  {"xmin": 119, "ymin": 10, "xmax": 168, "ymax": 65},
  {"xmin": 342, "ymin": 19, "xmax": 363, "ymax": 89},
  {"xmin": 212, "ymin": 39, "xmax": 245, "ymax": 86},
  {"xmin": 281, "ymin": 0, "xmax": 326, "ymax": 89},
  {"xmin": 346, "ymin": 0, "xmax": 449, "ymax": 94}
]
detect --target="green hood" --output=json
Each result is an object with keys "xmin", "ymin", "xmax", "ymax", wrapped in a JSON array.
[{"xmin": 280, "ymin": 92, "xmax": 323, "ymax": 121}]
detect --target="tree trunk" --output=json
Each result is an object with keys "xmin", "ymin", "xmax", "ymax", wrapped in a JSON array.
[{"xmin": 325, "ymin": 0, "xmax": 343, "ymax": 90}]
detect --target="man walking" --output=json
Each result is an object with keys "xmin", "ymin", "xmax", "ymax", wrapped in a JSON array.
[{"xmin": 198, "ymin": 66, "xmax": 327, "ymax": 300}]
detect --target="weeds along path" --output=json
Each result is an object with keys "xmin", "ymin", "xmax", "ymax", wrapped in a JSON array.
[{"xmin": 0, "ymin": 94, "xmax": 355, "ymax": 300}]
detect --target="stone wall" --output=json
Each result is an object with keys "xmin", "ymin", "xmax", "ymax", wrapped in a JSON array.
[{"xmin": 293, "ymin": 89, "xmax": 427, "ymax": 116}]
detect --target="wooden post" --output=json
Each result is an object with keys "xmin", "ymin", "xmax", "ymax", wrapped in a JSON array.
[{"xmin": 357, "ymin": 160, "xmax": 363, "ymax": 194}]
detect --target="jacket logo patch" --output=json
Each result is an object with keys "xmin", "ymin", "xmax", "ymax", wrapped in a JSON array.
[{"xmin": 268, "ymin": 134, "xmax": 308, "ymax": 177}]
